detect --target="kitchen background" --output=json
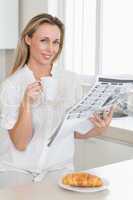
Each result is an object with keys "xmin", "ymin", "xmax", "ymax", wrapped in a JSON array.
[{"xmin": 0, "ymin": 0, "xmax": 133, "ymax": 170}]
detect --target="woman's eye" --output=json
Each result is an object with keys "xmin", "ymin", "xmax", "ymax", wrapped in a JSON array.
[
  {"xmin": 54, "ymin": 41, "xmax": 60, "ymax": 45},
  {"xmin": 40, "ymin": 39, "xmax": 48, "ymax": 42}
]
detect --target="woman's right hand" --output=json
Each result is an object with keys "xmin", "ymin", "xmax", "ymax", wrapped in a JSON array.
[
  {"xmin": 23, "ymin": 81, "xmax": 43, "ymax": 104},
  {"xmin": 9, "ymin": 81, "xmax": 43, "ymax": 150}
]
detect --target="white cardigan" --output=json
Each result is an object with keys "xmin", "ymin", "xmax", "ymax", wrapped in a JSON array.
[{"xmin": 0, "ymin": 65, "xmax": 83, "ymax": 174}]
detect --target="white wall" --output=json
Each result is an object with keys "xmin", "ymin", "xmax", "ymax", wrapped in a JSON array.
[{"xmin": 19, "ymin": 0, "xmax": 48, "ymax": 30}]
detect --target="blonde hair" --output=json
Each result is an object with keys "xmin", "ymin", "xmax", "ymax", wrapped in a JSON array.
[{"xmin": 10, "ymin": 13, "xmax": 64, "ymax": 74}]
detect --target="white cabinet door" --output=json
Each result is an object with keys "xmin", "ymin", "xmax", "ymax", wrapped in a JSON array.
[
  {"xmin": 74, "ymin": 138, "xmax": 133, "ymax": 170},
  {"xmin": 0, "ymin": 0, "xmax": 18, "ymax": 49}
]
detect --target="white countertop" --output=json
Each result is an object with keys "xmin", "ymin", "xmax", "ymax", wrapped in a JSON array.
[
  {"xmin": 111, "ymin": 116, "xmax": 133, "ymax": 130},
  {"xmin": 101, "ymin": 116, "xmax": 133, "ymax": 144},
  {"xmin": 0, "ymin": 159, "xmax": 132, "ymax": 200}
]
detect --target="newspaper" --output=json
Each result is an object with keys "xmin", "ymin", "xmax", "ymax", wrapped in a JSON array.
[{"xmin": 47, "ymin": 76, "xmax": 133, "ymax": 146}]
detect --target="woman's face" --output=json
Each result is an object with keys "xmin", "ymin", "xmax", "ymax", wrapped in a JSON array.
[{"xmin": 26, "ymin": 23, "xmax": 61, "ymax": 68}]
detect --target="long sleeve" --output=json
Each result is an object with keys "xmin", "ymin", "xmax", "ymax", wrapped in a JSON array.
[{"xmin": 0, "ymin": 79, "xmax": 20, "ymax": 130}]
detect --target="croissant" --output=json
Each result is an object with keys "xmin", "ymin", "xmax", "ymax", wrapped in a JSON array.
[{"xmin": 62, "ymin": 172, "xmax": 103, "ymax": 187}]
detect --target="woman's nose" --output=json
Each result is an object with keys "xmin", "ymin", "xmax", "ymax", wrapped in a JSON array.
[{"xmin": 46, "ymin": 42, "xmax": 54, "ymax": 52}]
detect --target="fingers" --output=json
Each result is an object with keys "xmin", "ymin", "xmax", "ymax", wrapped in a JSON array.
[
  {"xmin": 27, "ymin": 81, "xmax": 43, "ymax": 91},
  {"xmin": 89, "ymin": 106, "xmax": 115, "ymax": 137},
  {"xmin": 28, "ymin": 82, "xmax": 43, "ymax": 93},
  {"xmin": 90, "ymin": 118, "xmax": 106, "ymax": 128},
  {"xmin": 89, "ymin": 105, "xmax": 115, "ymax": 128},
  {"xmin": 24, "ymin": 81, "xmax": 43, "ymax": 103},
  {"xmin": 103, "ymin": 105, "xmax": 115, "ymax": 125},
  {"xmin": 107, "ymin": 105, "xmax": 116, "ymax": 118},
  {"xmin": 89, "ymin": 113, "xmax": 106, "ymax": 128}
]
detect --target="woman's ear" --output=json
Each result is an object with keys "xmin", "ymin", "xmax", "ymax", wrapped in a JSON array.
[{"xmin": 25, "ymin": 35, "xmax": 31, "ymax": 46}]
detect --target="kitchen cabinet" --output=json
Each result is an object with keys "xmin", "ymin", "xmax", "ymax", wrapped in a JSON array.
[
  {"xmin": 0, "ymin": 0, "xmax": 18, "ymax": 49},
  {"xmin": 74, "ymin": 117, "xmax": 133, "ymax": 170},
  {"xmin": 74, "ymin": 137, "xmax": 133, "ymax": 170}
]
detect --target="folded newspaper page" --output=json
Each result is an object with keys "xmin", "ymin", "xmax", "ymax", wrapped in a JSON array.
[{"xmin": 48, "ymin": 76, "xmax": 133, "ymax": 146}]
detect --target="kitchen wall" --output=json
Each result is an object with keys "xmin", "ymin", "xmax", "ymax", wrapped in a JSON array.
[
  {"xmin": 1, "ymin": 1, "xmax": 133, "ymax": 170},
  {"xmin": 19, "ymin": 0, "xmax": 48, "ymax": 30}
]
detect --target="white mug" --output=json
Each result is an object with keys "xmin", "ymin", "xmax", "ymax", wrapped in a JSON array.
[{"xmin": 41, "ymin": 76, "xmax": 58, "ymax": 102}]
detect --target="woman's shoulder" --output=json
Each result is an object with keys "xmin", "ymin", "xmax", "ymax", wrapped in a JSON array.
[
  {"xmin": 0, "ymin": 67, "xmax": 28, "ymax": 92},
  {"xmin": 1, "ymin": 66, "xmax": 30, "ymax": 87},
  {"xmin": 8, "ymin": 67, "xmax": 28, "ymax": 82}
]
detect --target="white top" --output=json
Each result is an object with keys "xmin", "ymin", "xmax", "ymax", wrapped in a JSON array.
[{"xmin": 0, "ymin": 65, "xmax": 83, "ymax": 173}]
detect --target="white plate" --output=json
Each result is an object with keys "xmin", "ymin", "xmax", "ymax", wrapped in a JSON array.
[{"xmin": 58, "ymin": 175, "xmax": 109, "ymax": 193}]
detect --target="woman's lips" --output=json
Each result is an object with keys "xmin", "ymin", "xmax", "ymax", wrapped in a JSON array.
[{"xmin": 42, "ymin": 53, "xmax": 52, "ymax": 59}]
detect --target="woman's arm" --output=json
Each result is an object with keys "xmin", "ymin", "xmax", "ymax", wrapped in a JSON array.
[
  {"xmin": 74, "ymin": 107, "xmax": 114, "ymax": 139},
  {"xmin": 9, "ymin": 82, "xmax": 42, "ymax": 151}
]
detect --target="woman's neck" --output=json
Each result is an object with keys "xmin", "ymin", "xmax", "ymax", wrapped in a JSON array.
[{"xmin": 27, "ymin": 62, "xmax": 52, "ymax": 80}]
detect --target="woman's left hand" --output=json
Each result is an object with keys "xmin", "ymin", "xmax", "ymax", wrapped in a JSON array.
[
  {"xmin": 88, "ymin": 106, "xmax": 114, "ymax": 137},
  {"xmin": 74, "ymin": 106, "xmax": 114, "ymax": 139}
]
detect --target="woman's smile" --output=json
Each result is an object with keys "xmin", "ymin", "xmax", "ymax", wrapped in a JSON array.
[{"xmin": 41, "ymin": 53, "xmax": 52, "ymax": 60}]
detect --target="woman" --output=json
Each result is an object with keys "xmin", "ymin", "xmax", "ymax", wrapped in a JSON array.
[{"xmin": 0, "ymin": 13, "xmax": 113, "ymax": 187}]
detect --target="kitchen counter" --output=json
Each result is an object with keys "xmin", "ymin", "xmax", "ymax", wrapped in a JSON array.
[
  {"xmin": 111, "ymin": 116, "xmax": 133, "ymax": 130},
  {"xmin": 101, "ymin": 116, "xmax": 133, "ymax": 144},
  {"xmin": 0, "ymin": 159, "xmax": 132, "ymax": 200},
  {"xmin": 74, "ymin": 116, "xmax": 133, "ymax": 170}
]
